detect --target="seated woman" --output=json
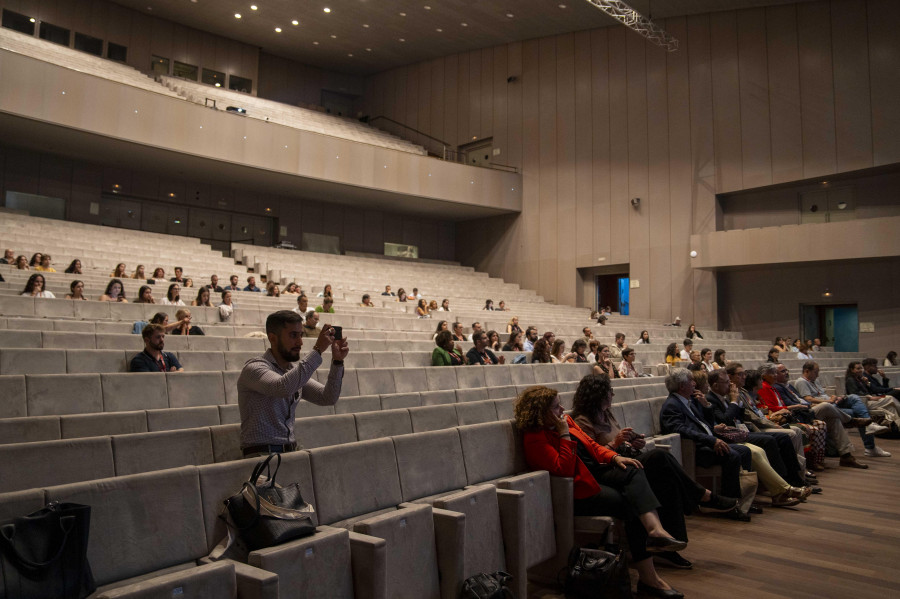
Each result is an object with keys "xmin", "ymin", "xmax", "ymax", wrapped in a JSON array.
[
  {"xmin": 432, "ymin": 330, "xmax": 466, "ymax": 366},
  {"xmin": 587, "ymin": 340, "xmax": 601, "ymax": 363},
  {"xmin": 531, "ymin": 338, "xmax": 553, "ymax": 364},
  {"xmin": 571, "ymin": 373, "xmax": 737, "ymax": 569},
  {"xmin": 415, "ymin": 298, "xmax": 430, "ymax": 318},
  {"xmin": 713, "ymin": 349, "xmax": 727, "ymax": 369},
  {"xmin": 432, "ymin": 320, "xmax": 449, "ymax": 341},
  {"xmin": 183, "ymin": 278, "xmax": 194, "ymax": 288},
  {"xmin": 766, "ymin": 348, "xmax": 780, "ymax": 363},
  {"xmin": 16, "ymin": 255, "xmax": 30, "ymax": 270},
  {"xmin": 132, "ymin": 265, "xmax": 146, "ymax": 280},
  {"xmin": 396, "ymin": 288, "xmax": 408, "ymax": 302},
  {"xmin": 438, "ymin": 299, "xmax": 451, "ymax": 312},
  {"xmin": 152, "ymin": 267, "xmax": 166, "ymax": 281},
  {"xmin": 135, "ymin": 285, "xmax": 155, "ymax": 304},
  {"xmin": 283, "ymin": 282, "xmax": 301, "ymax": 295},
  {"xmin": 700, "ymin": 349, "xmax": 716, "ymax": 372},
  {"xmin": 618, "ymin": 348, "xmax": 640, "ymax": 378},
  {"xmin": 506, "ymin": 317, "xmax": 522, "ymax": 335},
  {"xmin": 317, "ymin": 284, "xmax": 333, "ymax": 298},
  {"xmin": 192, "ymin": 287, "xmax": 212, "ymax": 307},
  {"xmin": 171, "ymin": 309, "xmax": 204, "ymax": 335},
  {"xmin": 161, "ymin": 283, "xmax": 185, "ymax": 306},
  {"xmin": 686, "ymin": 324, "xmax": 703, "ymax": 340},
  {"xmin": 111, "ymin": 263, "xmax": 127, "ymax": 278},
  {"xmin": 551, "ymin": 339, "xmax": 570, "ymax": 363},
  {"xmin": 65, "ymin": 280, "xmax": 86, "ymax": 300},
  {"xmin": 502, "ymin": 331, "xmax": 524, "ymax": 352},
  {"xmin": 886, "ymin": 351, "xmax": 898, "ymax": 368},
  {"xmin": 99, "ymin": 279, "xmax": 128, "ymax": 302},
  {"xmin": 149, "ymin": 312, "xmax": 182, "ymax": 334},
  {"xmin": 665, "ymin": 343, "xmax": 681, "ymax": 366},
  {"xmin": 428, "ymin": 299, "xmax": 439, "ymax": 312},
  {"xmin": 515, "ymin": 385, "xmax": 686, "ymax": 598},
  {"xmin": 486, "ymin": 330, "xmax": 502, "ymax": 352},
  {"xmin": 218, "ymin": 290, "xmax": 235, "ymax": 322},
  {"xmin": 483, "ymin": 299, "xmax": 494, "ymax": 311},
  {"xmin": 570, "ymin": 339, "xmax": 589, "ymax": 363},
  {"xmin": 636, "ymin": 330, "xmax": 651, "ymax": 344},
  {"xmin": 592, "ymin": 344, "xmax": 620, "ymax": 378},
  {"xmin": 29, "ymin": 253, "xmax": 42, "ymax": 268},
  {"xmin": 266, "ymin": 282, "xmax": 281, "ymax": 297},
  {"xmin": 65, "ymin": 259, "xmax": 83, "ymax": 275}
]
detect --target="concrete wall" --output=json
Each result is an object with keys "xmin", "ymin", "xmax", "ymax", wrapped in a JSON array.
[{"xmin": 360, "ymin": 0, "xmax": 900, "ymax": 333}]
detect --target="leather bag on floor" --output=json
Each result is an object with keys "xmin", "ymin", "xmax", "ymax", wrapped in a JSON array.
[
  {"xmin": 564, "ymin": 545, "xmax": 632, "ymax": 599},
  {"xmin": 0, "ymin": 502, "xmax": 95, "ymax": 599},
  {"xmin": 224, "ymin": 453, "xmax": 316, "ymax": 551},
  {"xmin": 461, "ymin": 570, "xmax": 515, "ymax": 598}
]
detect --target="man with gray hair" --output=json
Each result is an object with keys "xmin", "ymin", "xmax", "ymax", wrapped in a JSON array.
[{"xmin": 660, "ymin": 368, "xmax": 751, "ymax": 510}]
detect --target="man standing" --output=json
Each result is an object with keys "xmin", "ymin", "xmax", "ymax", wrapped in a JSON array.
[
  {"xmin": 238, "ymin": 311, "xmax": 348, "ymax": 457},
  {"xmin": 129, "ymin": 324, "xmax": 184, "ymax": 372},
  {"xmin": 207, "ymin": 275, "xmax": 223, "ymax": 293},
  {"xmin": 523, "ymin": 327, "xmax": 539, "ymax": 352},
  {"xmin": 466, "ymin": 331, "xmax": 505, "ymax": 365}
]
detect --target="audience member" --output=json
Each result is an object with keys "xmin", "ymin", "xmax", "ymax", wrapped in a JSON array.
[
  {"xmin": 487, "ymin": 330, "xmax": 502, "ymax": 351},
  {"xmin": 531, "ymin": 339, "xmax": 552, "ymax": 364},
  {"xmin": 847, "ymin": 359, "xmax": 900, "ymax": 419},
  {"xmin": 468, "ymin": 322, "xmax": 483, "ymax": 342},
  {"xmin": 134, "ymin": 285, "xmax": 155, "ymax": 304},
  {"xmin": 572, "ymin": 373, "xmax": 737, "ymax": 569},
  {"xmin": 669, "ymin": 316, "xmax": 682, "ymax": 327},
  {"xmin": 265, "ymin": 282, "xmax": 280, "ymax": 297},
  {"xmin": 618, "ymin": 348, "xmax": 640, "ymax": 378},
  {"xmin": 170, "ymin": 309, "xmax": 204, "ymax": 335},
  {"xmin": 302, "ymin": 311, "xmax": 321, "ymax": 338},
  {"xmin": 610, "ymin": 333, "xmax": 627, "ymax": 359},
  {"xmin": 497, "ymin": 301, "xmax": 509, "ymax": 311},
  {"xmin": 774, "ymin": 337, "xmax": 789, "ymax": 353},
  {"xmin": 161, "ymin": 283, "xmax": 185, "ymax": 306},
  {"xmin": 790, "ymin": 339, "xmax": 800, "ymax": 353},
  {"xmin": 35, "ymin": 254, "xmax": 56, "ymax": 272},
  {"xmin": 283, "ymin": 282, "xmax": 301, "ymax": 295},
  {"xmin": 507, "ymin": 317, "xmax": 522, "ymax": 334},
  {"xmin": 415, "ymin": 298, "xmax": 429, "ymax": 318},
  {"xmin": 550, "ymin": 339, "xmax": 568, "ymax": 363},
  {"xmin": 767, "ymin": 348, "xmax": 781, "ymax": 363},
  {"xmin": 21, "ymin": 274, "xmax": 55, "ymax": 298},
  {"xmin": 700, "ymin": 349, "xmax": 715, "ymax": 372},
  {"xmin": 582, "ymin": 327, "xmax": 594, "ymax": 344},
  {"xmin": 111, "ymin": 263, "xmax": 127, "ymax": 278},
  {"xmin": 483, "ymin": 299, "xmax": 494, "ymax": 311},
  {"xmin": 570, "ymin": 339, "xmax": 589, "ymax": 363},
  {"xmin": 680, "ymin": 339, "xmax": 693, "ymax": 361},
  {"xmin": 219, "ymin": 290, "xmax": 235, "ymax": 322},
  {"xmin": 185, "ymin": 277, "xmax": 194, "ymax": 288},
  {"xmin": 293, "ymin": 294, "xmax": 309, "ymax": 315},
  {"xmin": 439, "ymin": 299, "xmax": 451, "ymax": 311},
  {"xmin": 597, "ymin": 314, "xmax": 607, "ymax": 326},
  {"xmin": 542, "ymin": 331, "xmax": 556, "ymax": 348},
  {"xmin": 502, "ymin": 331, "xmax": 524, "ymax": 352},
  {"xmin": 516, "ymin": 385, "xmax": 686, "ymax": 597},
  {"xmin": 713, "ymin": 349, "xmax": 727, "ymax": 369},
  {"xmin": 796, "ymin": 342, "xmax": 812, "ymax": 360},
  {"xmin": 411, "ymin": 288, "xmax": 422, "ymax": 300},
  {"xmin": 466, "ymin": 331, "xmax": 505, "ymax": 365},
  {"xmin": 428, "ymin": 299, "xmax": 438, "ymax": 312},
  {"xmin": 397, "ymin": 288, "xmax": 408, "ymax": 302},
  {"xmin": 812, "ymin": 339, "xmax": 823, "ymax": 352},
  {"xmin": 65, "ymin": 259, "xmax": 83, "ymax": 274},
  {"xmin": 224, "ymin": 275, "xmax": 241, "ymax": 291},
  {"xmin": 686, "ymin": 351, "xmax": 703, "ymax": 371},
  {"xmin": 451, "ymin": 322, "xmax": 466, "ymax": 342},
  {"xmin": 687, "ymin": 324, "xmax": 703, "ymax": 339},
  {"xmin": 149, "ymin": 312, "xmax": 181, "ymax": 334},
  {"xmin": 382, "ymin": 285, "xmax": 395, "ymax": 296},
  {"xmin": 237, "ymin": 310, "xmax": 347, "ymax": 457},
  {"xmin": 207, "ymin": 275, "xmax": 223, "ymax": 293},
  {"xmin": 132, "ymin": 265, "xmax": 146, "ymax": 280},
  {"xmin": 433, "ymin": 320, "xmax": 449, "ymax": 341},
  {"xmin": 588, "ymin": 340, "xmax": 601, "ymax": 363},
  {"xmin": 360, "ymin": 294, "xmax": 375, "ymax": 307},
  {"xmin": 29, "ymin": 253, "xmax": 42, "ymax": 267},
  {"xmin": 637, "ymin": 330, "xmax": 651, "ymax": 344},
  {"xmin": 65, "ymin": 280, "xmax": 86, "ymax": 300},
  {"xmin": 523, "ymin": 327, "xmax": 539, "ymax": 351},
  {"xmin": 592, "ymin": 344, "xmax": 620, "ymax": 378},
  {"xmin": 192, "ymin": 287, "xmax": 212, "ymax": 307},
  {"xmin": 885, "ymin": 351, "xmax": 898, "ymax": 367},
  {"xmin": 15, "ymin": 255, "xmax": 29, "ymax": 270},
  {"xmin": 0, "ymin": 249, "xmax": 14, "ymax": 264},
  {"xmin": 129, "ymin": 324, "xmax": 183, "ymax": 372},
  {"xmin": 316, "ymin": 297, "xmax": 336, "ymax": 314},
  {"xmin": 318, "ymin": 284, "xmax": 333, "ymax": 298},
  {"xmin": 170, "ymin": 267, "xmax": 185, "ymax": 284},
  {"xmin": 665, "ymin": 343, "xmax": 681, "ymax": 366},
  {"xmin": 432, "ymin": 330, "xmax": 466, "ymax": 366},
  {"xmin": 244, "ymin": 276, "xmax": 261, "ymax": 292},
  {"xmin": 152, "ymin": 267, "xmax": 166, "ymax": 280}
]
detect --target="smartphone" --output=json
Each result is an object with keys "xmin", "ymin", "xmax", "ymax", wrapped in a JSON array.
[{"xmin": 332, "ymin": 325, "xmax": 342, "ymax": 340}]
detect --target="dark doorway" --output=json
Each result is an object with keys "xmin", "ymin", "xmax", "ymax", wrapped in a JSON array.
[
  {"xmin": 596, "ymin": 273, "xmax": 629, "ymax": 315},
  {"xmin": 800, "ymin": 304, "xmax": 858, "ymax": 352}
]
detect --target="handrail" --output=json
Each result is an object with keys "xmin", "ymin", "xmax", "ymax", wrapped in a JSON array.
[{"xmin": 367, "ymin": 116, "xmax": 451, "ymax": 148}]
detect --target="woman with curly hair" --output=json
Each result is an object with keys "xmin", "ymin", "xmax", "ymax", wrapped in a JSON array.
[
  {"xmin": 665, "ymin": 343, "xmax": 681, "ymax": 366},
  {"xmin": 432, "ymin": 330, "xmax": 466, "ymax": 366},
  {"xmin": 65, "ymin": 259, "xmax": 83, "ymax": 274},
  {"xmin": 571, "ymin": 373, "xmax": 737, "ymax": 570},
  {"xmin": 514, "ymin": 385, "xmax": 687, "ymax": 598},
  {"xmin": 100, "ymin": 279, "xmax": 128, "ymax": 302},
  {"xmin": 486, "ymin": 330, "xmax": 502, "ymax": 352},
  {"xmin": 531, "ymin": 338, "xmax": 552, "ymax": 364}
]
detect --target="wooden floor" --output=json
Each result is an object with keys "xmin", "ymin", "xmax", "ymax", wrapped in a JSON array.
[{"xmin": 528, "ymin": 437, "xmax": 900, "ymax": 599}]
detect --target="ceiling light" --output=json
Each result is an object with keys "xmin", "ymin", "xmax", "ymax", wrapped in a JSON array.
[
  {"xmin": 275, "ymin": 27, "xmax": 282, "ymax": 32},
  {"xmin": 292, "ymin": 20, "xmax": 299, "ymax": 25},
  {"xmin": 399, "ymin": 38, "xmax": 405, "ymax": 42},
  {"xmin": 250, "ymin": 5, "xmax": 257, "ymax": 10},
  {"xmin": 461, "ymin": 22, "xmax": 468, "ymax": 26},
  {"xmin": 347, "ymin": 53, "xmax": 353, "ymax": 57},
  {"xmin": 582, "ymin": 0, "xmax": 678, "ymax": 51},
  {"xmin": 330, "ymin": 34, "xmax": 337, "ymax": 38},
  {"xmin": 29, "ymin": 18, "xmax": 36, "ymax": 23},
  {"xmin": 436, "ymin": 28, "xmax": 442, "ymax": 32},
  {"xmin": 215, "ymin": 82, "xmax": 221, "ymax": 87},
  {"xmin": 506, "ymin": 13, "xmax": 514, "ymax": 17},
  {"xmin": 424, "ymin": 5, "xmax": 431, "ymax": 9},
  {"xmin": 559, "ymin": 3, "xmax": 567, "ymax": 7},
  {"xmin": 313, "ymin": 41, "xmax": 319, "ymax": 45},
  {"xmin": 399, "ymin": 12, "xmax": 407, "ymax": 16},
  {"xmin": 366, "ymin": 47, "xmax": 372, "ymax": 51},
  {"xmin": 362, "ymin": 23, "xmax": 369, "ymax": 28},
  {"xmin": 234, "ymin": 13, "xmax": 241, "ymax": 18},
  {"xmin": 323, "ymin": 7, "xmax": 331, "ymax": 13}
]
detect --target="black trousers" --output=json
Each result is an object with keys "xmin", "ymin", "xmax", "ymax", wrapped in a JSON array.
[
  {"xmin": 573, "ymin": 463, "xmax": 661, "ymax": 562},
  {"xmin": 747, "ymin": 432, "xmax": 804, "ymax": 487},
  {"xmin": 695, "ymin": 443, "xmax": 750, "ymax": 499},
  {"xmin": 637, "ymin": 449, "xmax": 706, "ymax": 542}
]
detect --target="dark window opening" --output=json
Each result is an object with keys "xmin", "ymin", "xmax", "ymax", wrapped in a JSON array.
[
  {"xmin": 107, "ymin": 42, "xmax": 127, "ymax": 62},
  {"xmin": 229, "ymin": 75, "xmax": 252, "ymax": 94},
  {"xmin": 201, "ymin": 68, "xmax": 226, "ymax": 87},
  {"xmin": 2, "ymin": 9, "xmax": 36, "ymax": 35},
  {"xmin": 39, "ymin": 21, "xmax": 70, "ymax": 46},
  {"xmin": 74, "ymin": 32, "xmax": 103, "ymax": 56},
  {"xmin": 173, "ymin": 61, "xmax": 198, "ymax": 80},
  {"xmin": 151, "ymin": 55, "xmax": 169, "ymax": 76}
]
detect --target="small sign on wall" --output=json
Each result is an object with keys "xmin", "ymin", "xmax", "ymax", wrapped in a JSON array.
[{"xmin": 860, "ymin": 322, "xmax": 875, "ymax": 333}]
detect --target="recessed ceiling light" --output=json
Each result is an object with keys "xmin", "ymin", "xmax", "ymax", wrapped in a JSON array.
[
  {"xmin": 365, "ymin": 47, "xmax": 372, "ymax": 51},
  {"xmin": 559, "ymin": 3, "xmax": 567, "ymax": 7},
  {"xmin": 461, "ymin": 22, "xmax": 468, "ymax": 26},
  {"xmin": 506, "ymin": 13, "xmax": 514, "ymax": 17},
  {"xmin": 347, "ymin": 53, "xmax": 353, "ymax": 57},
  {"xmin": 424, "ymin": 5, "xmax": 431, "ymax": 9},
  {"xmin": 275, "ymin": 27, "xmax": 282, "ymax": 32},
  {"xmin": 399, "ymin": 12, "xmax": 407, "ymax": 16},
  {"xmin": 362, "ymin": 23, "xmax": 369, "ymax": 28},
  {"xmin": 250, "ymin": 5, "xmax": 258, "ymax": 10},
  {"xmin": 399, "ymin": 38, "xmax": 405, "ymax": 42},
  {"xmin": 323, "ymin": 7, "xmax": 331, "ymax": 13},
  {"xmin": 313, "ymin": 41, "xmax": 319, "ymax": 45},
  {"xmin": 215, "ymin": 82, "xmax": 221, "ymax": 87},
  {"xmin": 29, "ymin": 18, "xmax": 36, "ymax": 23},
  {"xmin": 330, "ymin": 34, "xmax": 337, "ymax": 38},
  {"xmin": 436, "ymin": 28, "xmax": 442, "ymax": 32},
  {"xmin": 292, "ymin": 20, "xmax": 299, "ymax": 25},
  {"xmin": 234, "ymin": 13, "xmax": 241, "ymax": 18}
]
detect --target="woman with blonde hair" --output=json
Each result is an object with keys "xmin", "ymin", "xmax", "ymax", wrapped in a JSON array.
[{"xmin": 132, "ymin": 264, "xmax": 146, "ymax": 279}]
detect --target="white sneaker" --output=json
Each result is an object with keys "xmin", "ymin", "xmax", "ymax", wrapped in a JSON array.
[
  {"xmin": 864, "ymin": 447, "xmax": 892, "ymax": 458},
  {"xmin": 865, "ymin": 423, "xmax": 890, "ymax": 435}
]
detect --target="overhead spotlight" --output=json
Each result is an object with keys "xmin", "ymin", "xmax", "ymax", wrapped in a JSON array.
[
  {"xmin": 275, "ymin": 27, "xmax": 282, "ymax": 32},
  {"xmin": 250, "ymin": 4, "xmax": 257, "ymax": 10},
  {"xmin": 630, "ymin": 197, "xmax": 641, "ymax": 208},
  {"xmin": 234, "ymin": 13, "xmax": 241, "ymax": 18},
  {"xmin": 292, "ymin": 20, "xmax": 299, "ymax": 25},
  {"xmin": 822, "ymin": 288, "xmax": 833, "ymax": 298},
  {"xmin": 29, "ymin": 18, "xmax": 36, "ymax": 23},
  {"xmin": 214, "ymin": 82, "xmax": 221, "ymax": 87},
  {"xmin": 323, "ymin": 7, "xmax": 331, "ymax": 13}
]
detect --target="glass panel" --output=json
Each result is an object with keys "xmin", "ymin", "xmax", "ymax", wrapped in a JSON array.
[
  {"xmin": 39, "ymin": 21, "xmax": 70, "ymax": 46},
  {"xmin": 74, "ymin": 32, "xmax": 103, "ymax": 56},
  {"xmin": 201, "ymin": 67, "xmax": 226, "ymax": 87},
  {"xmin": 384, "ymin": 243, "xmax": 418, "ymax": 259},
  {"xmin": 173, "ymin": 60, "xmax": 198, "ymax": 80},
  {"xmin": 2, "ymin": 9, "xmax": 36, "ymax": 35},
  {"xmin": 229, "ymin": 74, "xmax": 252, "ymax": 93},
  {"xmin": 150, "ymin": 55, "xmax": 169, "ymax": 76},
  {"xmin": 107, "ymin": 42, "xmax": 127, "ymax": 62}
]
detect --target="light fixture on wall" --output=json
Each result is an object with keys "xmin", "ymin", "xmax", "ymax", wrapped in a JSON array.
[
  {"xmin": 690, "ymin": 250, "xmax": 697, "ymax": 258},
  {"xmin": 822, "ymin": 288, "xmax": 833, "ymax": 298},
  {"xmin": 630, "ymin": 197, "xmax": 640, "ymax": 208},
  {"xmin": 582, "ymin": 0, "xmax": 678, "ymax": 51}
]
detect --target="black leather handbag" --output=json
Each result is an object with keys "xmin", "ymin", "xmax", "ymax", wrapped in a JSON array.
[
  {"xmin": 461, "ymin": 571, "xmax": 514, "ymax": 598},
  {"xmin": 564, "ymin": 545, "xmax": 632, "ymax": 599},
  {"xmin": 0, "ymin": 502, "xmax": 96, "ymax": 599},
  {"xmin": 224, "ymin": 453, "xmax": 316, "ymax": 551}
]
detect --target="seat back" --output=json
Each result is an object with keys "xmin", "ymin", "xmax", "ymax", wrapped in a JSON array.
[
  {"xmin": 458, "ymin": 421, "xmax": 527, "ymax": 485},
  {"xmin": 393, "ymin": 428, "xmax": 467, "ymax": 502}
]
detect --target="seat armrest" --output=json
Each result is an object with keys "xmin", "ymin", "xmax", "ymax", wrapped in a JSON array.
[
  {"xmin": 431, "ymin": 506, "xmax": 466, "ymax": 599},
  {"xmin": 96, "ymin": 562, "xmax": 237, "ymax": 599},
  {"xmin": 495, "ymin": 489, "xmax": 526, "ymax": 599},
  {"xmin": 197, "ymin": 557, "xmax": 278, "ymax": 599},
  {"xmin": 348, "ymin": 530, "xmax": 387, "ymax": 599},
  {"xmin": 680, "ymin": 438, "xmax": 696, "ymax": 480}
]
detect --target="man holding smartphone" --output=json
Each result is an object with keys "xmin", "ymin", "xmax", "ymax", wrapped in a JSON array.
[{"xmin": 237, "ymin": 310, "xmax": 349, "ymax": 457}]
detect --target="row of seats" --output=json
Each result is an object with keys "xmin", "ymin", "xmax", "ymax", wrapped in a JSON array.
[{"xmin": 0, "ymin": 419, "xmax": 585, "ymax": 599}]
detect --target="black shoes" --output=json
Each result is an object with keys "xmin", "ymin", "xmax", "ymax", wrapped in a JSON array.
[
  {"xmin": 748, "ymin": 505, "xmax": 764, "ymax": 515},
  {"xmin": 699, "ymin": 493, "xmax": 738, "ymax": 512},
  {"xmin": 646, "ymin": 536, "xmax": 688, "ymax": 553},
  {"xmin": 723, "ymin": 507, "xmax": 752, "ymax": 521},
  {"xmin": 654, "ymin": 551, "xmax": 693, "ymax": 569},
  {"xmin": 637, "ymin": 581, "xmax": 685, "ymax": 598}
]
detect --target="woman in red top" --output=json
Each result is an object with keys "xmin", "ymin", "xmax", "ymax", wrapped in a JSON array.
[{"xmin": 514, "ymin": 386, "xmax": 685, "ymax": 599}]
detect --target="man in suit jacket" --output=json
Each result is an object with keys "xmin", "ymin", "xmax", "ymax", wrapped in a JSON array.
[{"xmin": 659, "ymin": 368, "xmax": 750, "ymax": 503}]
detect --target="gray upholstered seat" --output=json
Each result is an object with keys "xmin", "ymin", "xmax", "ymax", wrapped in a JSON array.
[
  {"xmin": 354, "ymin": 409, "xmax": 413, "ymax": 441},
  {"xmin": 296, "ymin": 413, "xmax": 358, "ymax": 449},
  {"xmin": 101, "ymin": 372, "xmax": 169, "ymax": 411},
  {"xmin": 25, "ymin": 373, "xmax": 102, "ymax": 415}
]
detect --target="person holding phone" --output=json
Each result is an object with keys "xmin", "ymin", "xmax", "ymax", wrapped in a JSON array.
[{"xmin": 237, "ymin": 310, "xmax": 349, "ymax": 457}]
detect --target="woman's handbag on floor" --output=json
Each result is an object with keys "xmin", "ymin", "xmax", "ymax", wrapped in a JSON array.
[
  {"xmin": 223, "ymin": 452, "xmax": 316, "ymax": 552},
  {"xmin": 0, "ymin": 501, "xmax": 95, "ymax": 599},
  {"xmin": 564, "ymin": 545, "xmax": 632, "ymax": 599},
  {"xmin": 461, "ymin": 570, "xmax": 514, "ymax": 598}
]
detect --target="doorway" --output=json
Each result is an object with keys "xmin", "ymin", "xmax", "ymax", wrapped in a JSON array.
[
  {"xmin": 596, "ymin": 274, "xmax": 630, "ymax": 315},
  {"xmin": 800, "ymin": 304, "xmax": 859, "ymax": 352}
]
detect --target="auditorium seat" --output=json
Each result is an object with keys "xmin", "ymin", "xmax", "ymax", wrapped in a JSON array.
[{"xmin": 296, "ymin": 413, "xmax": 358, "ymax": 449}]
